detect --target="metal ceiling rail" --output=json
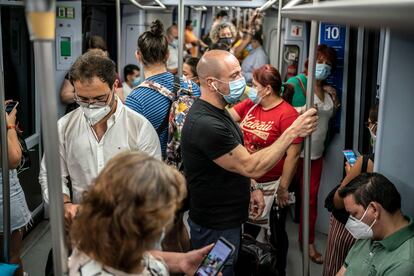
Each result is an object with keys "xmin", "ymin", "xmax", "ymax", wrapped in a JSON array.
[
  {"xmin": 258, "ymin": 0, "xmax": 278, "ymax": 11},
  {"xmin": 128, "ymin": 0, "xmax": 166, "ymax": 10},
  {"xmin": 281, "ymin": 0, "xmax": 414, "ymax": 31}
]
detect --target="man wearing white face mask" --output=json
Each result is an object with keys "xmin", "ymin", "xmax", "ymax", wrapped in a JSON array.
[
  {"xmin": 335, "ymin": 173, "xmax": 414, "ymax": 276},
  {"xmin": 39, "ymin": 52, "xmax": 161, "ymax": 222},
  {"xmin": 181, "ymin": 50, "xmax": 319, "ymax": 276}
]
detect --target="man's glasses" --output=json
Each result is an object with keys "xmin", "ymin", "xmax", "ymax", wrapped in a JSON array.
[{"xmin": 74, "ymin": 91, "xmax": 111, "ymax": 107}]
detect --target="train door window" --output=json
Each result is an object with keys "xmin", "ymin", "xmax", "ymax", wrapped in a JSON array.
[
  {"xmin": 1, "ymin": 6, "xmax": 36, "ymax": 139},
  {"xmin": 281, "ymin": 45, "xmax": 299, "ymax": 81},
  {"xmin": 357, "ymin": 29, "xmax": 381, "ymax": 155}
]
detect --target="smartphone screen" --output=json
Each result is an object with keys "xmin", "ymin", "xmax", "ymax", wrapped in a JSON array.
[
  {"xmin": 5, "ymin": 101, "xmax": 18, "ymax": 114},
  {"xmin": 195, "ymin": 238, "xmax": 234, "ymax": 276},
  {"xmin": 343, "ymin": 150, "xmax": 357, "ymax": 166}
]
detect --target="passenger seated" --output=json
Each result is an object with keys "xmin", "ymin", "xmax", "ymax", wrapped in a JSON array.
[
  {"xmin": 69, "ymin": 151, "xmax": 216, "ymax": 275},
  {"xmin": 336, "ymin": 173, "xmax": 414, "ymax": 276}
]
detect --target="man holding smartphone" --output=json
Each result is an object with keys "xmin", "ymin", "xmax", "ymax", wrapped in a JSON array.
[{"xmin": 181, "ymin": 50, "xmax": 318, "ymax": 276}]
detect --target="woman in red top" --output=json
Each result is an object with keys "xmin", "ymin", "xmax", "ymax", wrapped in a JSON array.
[{"xmin": 228, "ymin": 64, "xmax": 302, "ymax": 276}]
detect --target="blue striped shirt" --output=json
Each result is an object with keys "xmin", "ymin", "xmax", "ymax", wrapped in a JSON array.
[{"xmin": 125, "ymin": 72, "xmax": 201, "ymax": 157}]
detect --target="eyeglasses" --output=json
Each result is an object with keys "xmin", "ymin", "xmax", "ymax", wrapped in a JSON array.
[{"xmin": 74, "ymin": 91, "xmax": 112, "ymax": 107}]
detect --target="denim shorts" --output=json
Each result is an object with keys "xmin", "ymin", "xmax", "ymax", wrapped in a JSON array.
[{"xmin": 0, "ymin": 170, "xmax": 32, "ymax": 232}]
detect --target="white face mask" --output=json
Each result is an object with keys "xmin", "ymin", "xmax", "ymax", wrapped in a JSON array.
[
  {"xmin": 345, "ymin": 206, "xmax": 376, "ymax": 240},
  {"xmin": 81, "ymin": 94, "xmax": 114, "ymax": 126}
]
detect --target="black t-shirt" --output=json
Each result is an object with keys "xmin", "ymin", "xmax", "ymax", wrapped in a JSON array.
[{"xmin": 181, "ymin": 99, "xmax": 250, "ymax": 229}]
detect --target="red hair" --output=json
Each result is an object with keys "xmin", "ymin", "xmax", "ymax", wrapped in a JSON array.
[{"xmin": 252, "ymin": 64, "xmax": 294, "ymax": 104}]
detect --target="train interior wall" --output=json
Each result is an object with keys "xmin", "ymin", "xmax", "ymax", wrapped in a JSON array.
[{"xmin": 375, "ymin": 31, "xmax": 414, "ymax": 218}]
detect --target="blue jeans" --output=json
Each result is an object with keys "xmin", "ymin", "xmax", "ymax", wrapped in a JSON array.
[{"xmin": 188, "ymin": 218, "xmax": 241, "ymax": 276}]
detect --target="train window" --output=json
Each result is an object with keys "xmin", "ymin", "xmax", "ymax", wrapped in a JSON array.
[{"xmin": 1, "ymin": 6, "xmax": 36, "ymax": 139}]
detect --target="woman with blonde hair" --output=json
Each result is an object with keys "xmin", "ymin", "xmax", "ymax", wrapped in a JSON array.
[{"xmin": 69, "ymin": 151, "xmax": 188, "ymax": 275}]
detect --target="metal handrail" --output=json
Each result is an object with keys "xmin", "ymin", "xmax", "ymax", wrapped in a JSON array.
[
  {"xmin": 177, "ymin": 0, "xmax": 185, "ymax": 77},
  {"xmin": 0, "ymin": 9, "xmax": 11, "ymax": 263},
  {"xmin": 23, "ymin": 0, "xmax": 68, "ymax": 275},
  {"xmin": 128, "ymin": 0, "xmax": 166, "ymax": 10},
  {"xmin": 116, "ymin": 0, "xmax": 122, "ymax": 77},
  {"xmin": 258, "ymin": 0, "xmax": 277, "ymax": 12},
  {"xmin": 281, "ymin": 0, "xmax": 414, "ymax": 31}
]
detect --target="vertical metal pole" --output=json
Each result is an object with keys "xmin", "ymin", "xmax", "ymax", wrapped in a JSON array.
[
  {"xmin": 275, "ymin": 0, "xmax": 283, "ymax": 70},
  {"xmin": 177, "ymin": 0, "xmax": 185, "ymax": 76},
  {"xmin": 23, "ymin": 1, "xmax": 68, "ymax": 274},
  {"xmin": 0, "ymin": 8, "xmax": 11, "ymax": 263},
  {"xmin": 236, "ymin": 7, "xmax": 241, "ymax": 30},
  {"xmin": 303, "ymin": 4, "xmax": 319, "ymax": 276},
  {"xmin": 116, "ymin": 0, "xmax": 122, "ymax": 77}
]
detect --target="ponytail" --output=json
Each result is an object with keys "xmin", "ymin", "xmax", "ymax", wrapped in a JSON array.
[{"xmin": 281, "ymin": 83, "xmax": 295, "ymax": 104}]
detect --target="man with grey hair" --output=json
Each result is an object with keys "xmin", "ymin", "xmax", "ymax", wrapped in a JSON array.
[{"xmin": 181, "ymin": 50, "xmax": 318, "ymax": 275}]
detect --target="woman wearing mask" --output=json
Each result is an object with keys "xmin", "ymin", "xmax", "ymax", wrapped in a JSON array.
[
  {"xmin": 323, "ymin": 105, "xmax": 378, "ymax": 276},
  {"xmin": 0, "ymin": 101, "xmax": 31, "ymax": 276},
  {"xmin": 125, "ymin": 20, "xmax": 200, "ymax": 158},
  {"xmin": 69, "ymin": 151, "xmax": 200, "ymax": 275},
  {"xmin": 286, "ymin": 44, "xmax": 340, "ymax": 264},
  {"xmin": 228, "ymin": 64, "xmax": 301, "ymax": 276},
  {"xmin": 182, "ymin": 57, "xmax": 200, "ymax": 85}
]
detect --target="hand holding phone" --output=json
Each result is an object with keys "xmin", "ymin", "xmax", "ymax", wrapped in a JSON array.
[
  {"xmin": 195, "ymin": 238, "xmax": 235, "ymax": 276},
  {"xmin": 5, "ymin": 101, "xmax": 18, "ymax": 114},
  {"xmin": 343, "ymin": 150, "xmax": 357, "ymax": 167}
]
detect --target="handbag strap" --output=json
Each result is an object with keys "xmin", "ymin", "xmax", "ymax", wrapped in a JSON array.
[
  {"xmin": 361, "ymin": 154, "xmax": 369, "ymax": 173},
  {"xmin": 296, "ymin": 76, "xmax": 306, "ymax": 97}
]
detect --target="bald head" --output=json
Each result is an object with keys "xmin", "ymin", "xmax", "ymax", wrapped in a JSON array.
[{"xmin": 197, "ymin": 50, "xmax": 239, "ymax": 81}]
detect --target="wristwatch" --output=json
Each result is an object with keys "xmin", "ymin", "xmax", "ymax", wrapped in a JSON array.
[{"xmin": 250, "ymin": 182, "xmax": 263, "ymax": 192}]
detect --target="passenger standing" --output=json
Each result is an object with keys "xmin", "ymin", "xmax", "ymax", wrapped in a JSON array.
[
  {"xmin": 185, "ymin": 20, "xmax": 208, "ymax": 58},
  {"xmin": 336, "ymin": 173, "xmax": 414, "ymax": 276},
  {"xmin": 166, "ymin": 24, "xmax": 179, "ymax": 74},
  {"xmin": 182, "ymin": 57, "xmax": 200, "ymax": 85},
  {"xmin": 287, "ymin": 44, "xmax": 340, "ymax": 264},
  {"xmin": 0, "ymin": 101, "xmax": 31, "ymax": 276},
  {"xmin": 60, "ymin": 36, "xmax": 124, "ymax": 113},
  {"xmin": 181, "ymin": 50, "xmax": 318, "ymax": 276},
  {"xmin": 323, "ymin": 105, "xmax": 378, "ymax": 276},
  {"xmin": 122, "ymin": 64, "xmax": 140, "ymax": 98},
  {"xmin": 125, "ymin": 20, "xmax": 200, "ymax": 158},
  {"xmin": 228, "ymin": 65, "xmax": 301, "ymax": 276},
  {"xmin": 39, "ymin": 52, "xmax": 161, "ymax": 219},
  {"xmin": 241, "ymin": 33, "xmax": 269, "ymax": 84},
  {"xmin": 69, "ymin": 151, "xmax": 181, "ymax": 275}
]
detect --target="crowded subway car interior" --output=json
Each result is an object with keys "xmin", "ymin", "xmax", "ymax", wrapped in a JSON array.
[{"xmin": 0, "ymin": 0, "xmax": 413, "ymax": 275}]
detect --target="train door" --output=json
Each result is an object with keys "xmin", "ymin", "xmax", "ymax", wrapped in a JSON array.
[{"xmin": 0, "ymin": 5, "xmax": 43, "ymax": 224}]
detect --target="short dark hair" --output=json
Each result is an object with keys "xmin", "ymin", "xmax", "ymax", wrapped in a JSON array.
[
  {"xmin": 339, "ymin": 173, "xmax": 401, "ymax": 214},
  {"xmin": 184, "ymin": 57, "xmax": 200, "ymax": 77},
  {"xmin": 252, "ymin": 32, "xmax": 263, "ymax": 45},
  {"xmin": 137, "ymin": 20, "xmax": 168, "ymax": 66},
  {"xmin": 123, "ymin": 64, "xmax": 140, "ymax": 80},
  {"xmin": 185, "ymin": 20, "xmax": 192, "ymax": 28},
  {"xmin": 69, "ymin": 51, "xmax": 117, "ymax": 87},
  {"xmin": 216, "ymin": 10, "xmax": 228, "ymax": 19},
  {"xmin": 87, "ymin": 35, "xmax": 108, "ymax": 51}
]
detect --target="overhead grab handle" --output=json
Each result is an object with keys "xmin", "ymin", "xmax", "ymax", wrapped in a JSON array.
[{"xmin": 128, "ymin": 0, "xmax": 166, "ymax": 10}]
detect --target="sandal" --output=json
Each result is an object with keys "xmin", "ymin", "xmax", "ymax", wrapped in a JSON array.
[{"xmin": 309, "ymin": 245, "xmax": 324, "ymax": 264}]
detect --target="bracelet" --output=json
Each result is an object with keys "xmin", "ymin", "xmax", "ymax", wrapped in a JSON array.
[
  {"xmin": 250, "ymin": 182, "xmax": 263, "ymax": 192},
  {"xmin": 63, "ymin": 201, "xmax": 72, "ymax": 205},
  {"xmin": 7, "ymin": 125, "xmax": 16, "ymax": 130}
]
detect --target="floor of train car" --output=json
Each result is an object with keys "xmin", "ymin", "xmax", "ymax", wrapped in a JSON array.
[{"xmin": 21, "ymin": 216, "xmax": 327, "ymax": 276}]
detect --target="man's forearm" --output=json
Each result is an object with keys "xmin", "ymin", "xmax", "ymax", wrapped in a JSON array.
[{"xmin": 246, "ymin": 128, "xmax": 298, "ymax": 179}]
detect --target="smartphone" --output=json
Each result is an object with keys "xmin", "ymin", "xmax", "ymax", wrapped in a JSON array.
[
  {"xmin": 194, "ymin": 237, "xmax": 235, "ymax": 276},
  {"xmin": 343, "ymin": 150, "xmax": 357, "ymax": 167},
  {"xmin": 5, "ymin": 101, "xmax": 18, "ymax": 114}
]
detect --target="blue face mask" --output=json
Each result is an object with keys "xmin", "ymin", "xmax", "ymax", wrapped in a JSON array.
[
  {"xmin": 213, "ymin": 77, "xmax": 246, "ymax": 104},
  {"xmin": 246, "ymin": 44, "xmax": 253, "ymax": 52},
  {"xmin": 132, "ymin": 77, "xmax": 141, "ymax": 87},
  {"xmin": 315, "ymin": 63, "xmax": 332, "ymax": 80},
  {"xmin": 171, "ymin": 38, "xmax": 179, "ymax": 48},
  {"xmin": 248, "ymin": 87, "xmax": 262, "ymax": 104}
]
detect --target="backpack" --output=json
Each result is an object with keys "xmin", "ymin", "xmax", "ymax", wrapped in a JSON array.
[{"xmin": 137, "ymin": 76, "xmax": 196, "ymax": 168}]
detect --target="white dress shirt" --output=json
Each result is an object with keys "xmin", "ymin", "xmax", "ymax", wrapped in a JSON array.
[
  {"xmin": 167, "ymin": 44, "xmax": 178, "ymax": 71},
  {"xmin": 122, "ymin": 81, "xmax": 133, "ymax": 98},
  {"xmin": 39, "ymin": 98, "xmax": 161, "ymax": 204}
]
